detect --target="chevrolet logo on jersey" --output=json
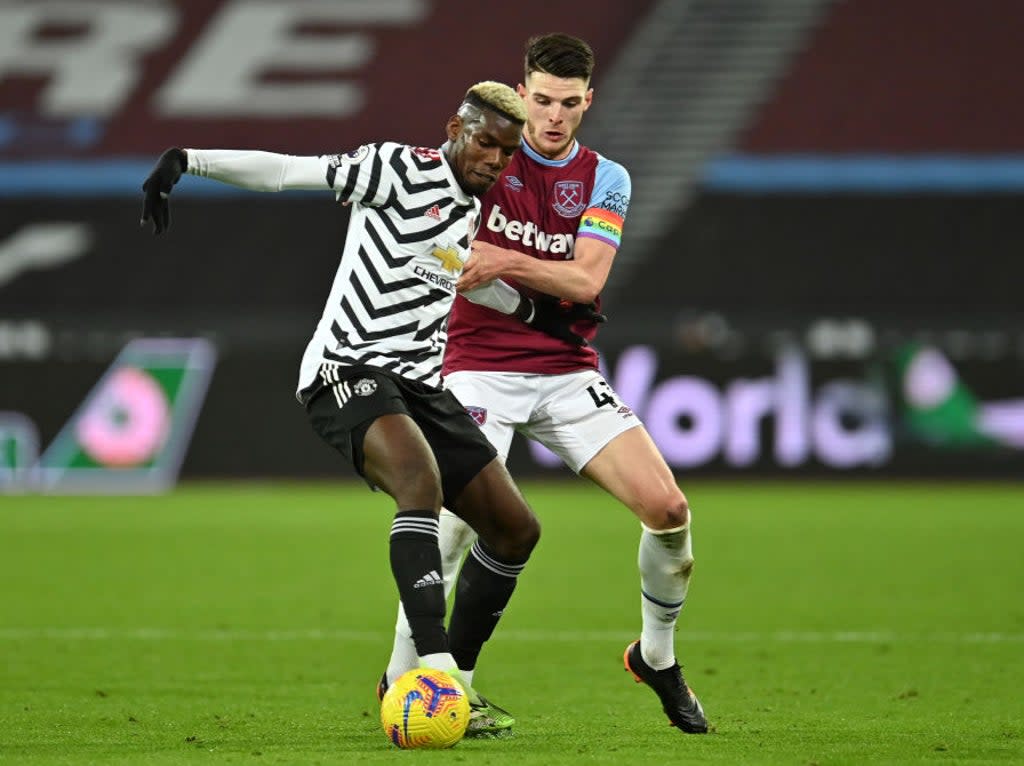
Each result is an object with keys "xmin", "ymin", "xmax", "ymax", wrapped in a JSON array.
[
  {"xmin": 430, "ymin": 246, "xmax": 462, "ymax": 274},
  {"xmin": 413, "ymin": 265, "xmax": 454, "ymax": 291}
]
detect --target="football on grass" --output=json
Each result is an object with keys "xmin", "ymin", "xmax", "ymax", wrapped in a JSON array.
[{"xmin": 379, "ymin": 668, "xmax": 470, "ymax": 749}]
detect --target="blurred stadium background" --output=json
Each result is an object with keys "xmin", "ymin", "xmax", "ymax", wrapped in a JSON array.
[
  {"xmin": 3, "ymin": 3, "xmax": 1024, "ymax": 762},
  {"xmin": 2, "ymin": 0, "xmax": 1024, "ymax": 489}
]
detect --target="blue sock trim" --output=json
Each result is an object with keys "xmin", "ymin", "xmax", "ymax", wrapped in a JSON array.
[{"xmin": 641, "ymin": 588, "xmax": 684, "ymax": 609}]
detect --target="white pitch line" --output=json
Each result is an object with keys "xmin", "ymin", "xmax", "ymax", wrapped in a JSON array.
[{"xmin": 0, "ymin": 628, "xmax": 1021, "ymax": 643}]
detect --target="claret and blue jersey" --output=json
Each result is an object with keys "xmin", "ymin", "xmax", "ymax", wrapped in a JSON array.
[{"xmin": 444, "ymin": 139, "xmax": 631, "ymax": 376}]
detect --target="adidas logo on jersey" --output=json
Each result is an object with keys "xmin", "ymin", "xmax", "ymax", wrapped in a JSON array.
[
  {"xmin": 486, "ymin": 204, "xmax": 575, "ymax": 254},
  {"xmin": 413, "ymin": 570, "xmax": 443, "ymax": 588},
  {"xmin": 425, "ymin": 205, "xmax": 441, "ymax": 220}
]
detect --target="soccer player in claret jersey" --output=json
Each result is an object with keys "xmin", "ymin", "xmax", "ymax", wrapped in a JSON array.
[
  {"xmin": 383, "ymin": 35, "xmax": 710, "ymax": 736},
  {"xmin": 140, "ymin": 81, "xmax": 587, "ymax": 727}
]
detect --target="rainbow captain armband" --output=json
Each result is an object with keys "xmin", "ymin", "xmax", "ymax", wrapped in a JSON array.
[{"xmin": 577, "ymin": 207, "xmax": 624, "ymax": 249}]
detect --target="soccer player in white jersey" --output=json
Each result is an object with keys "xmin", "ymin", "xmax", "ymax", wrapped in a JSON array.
[
  {"xmin": 140, "ymin": 81, "xmax": 588, "ymax": 732},
  {"xmin": 383, "ymin": 36, "xmax": 709, "ymax": 736}
]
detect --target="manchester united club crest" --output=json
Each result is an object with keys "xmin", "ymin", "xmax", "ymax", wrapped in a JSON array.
[
  {"xmin": 352, "ymin": 378, "xmax": 378, "ymax": 396},
  {"xmin": 553, "ymin": 180, "xmax": 586, "ymax": 217},
  {"xmin": 465, "ymin": 406, "xmax": 487, "ymax": 426}
]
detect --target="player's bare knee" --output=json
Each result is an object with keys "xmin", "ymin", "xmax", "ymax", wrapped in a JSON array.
[
  {"xmin": 492, "ymin": 511, "xmax": 540, "ymax": 561},
  {"xmin": 523, "ymin": 513, "xmax": 541, "ymax": 550},
  {"xmin": 640, "ymin": 494, "xmax": 690, "ymax": 531},
  {"xmin": 511, "ymin": 512, "xmax": 541, "ymax": 557}
]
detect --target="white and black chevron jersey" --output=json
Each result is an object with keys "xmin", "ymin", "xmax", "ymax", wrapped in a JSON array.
[{"xmin": 298, "ymin": 142, "xmax": 482, "ymax": 395}]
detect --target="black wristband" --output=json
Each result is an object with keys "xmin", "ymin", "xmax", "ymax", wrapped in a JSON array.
[{"xmin": 515, "ymin": 296, "xmax": 535, "ymax": 323}]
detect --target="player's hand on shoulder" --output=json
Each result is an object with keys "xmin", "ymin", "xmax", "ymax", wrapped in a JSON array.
[
  {"xmin": 515, "ymin": 293, "xmax": 606, "ymax": 347},
  {"xmin": 141, "ymin": 147, "xmax": 187, "ymax": 235}
]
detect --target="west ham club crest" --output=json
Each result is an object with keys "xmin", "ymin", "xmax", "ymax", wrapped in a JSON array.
[
  {"xmin": 465, "ymin": 406, "xmax": 487, "ymax": 426},
  {"xmin": 553, "ymin": 180, "xmax": 586, "ymax": 217}
]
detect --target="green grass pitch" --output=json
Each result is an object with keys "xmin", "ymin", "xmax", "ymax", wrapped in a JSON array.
[{"xmin": 2, "ymin": 480, "xmax": 1023, "ymax": 764}]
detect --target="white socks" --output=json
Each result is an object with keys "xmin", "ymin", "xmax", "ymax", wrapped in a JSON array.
[
  {"xmin": 387, "ymin": 512, "xmax": 695, "ymax": 682},
  {"xmin": 385, "ymin": 615, "xmax": 419, "ymax": 687},
  {"xmin": 419, "ymin": 652, "xmax": 458, "ymax": 673},
  {"xmin": 638, "ymin": 520, "xmax": 694, "ymax": 671}
]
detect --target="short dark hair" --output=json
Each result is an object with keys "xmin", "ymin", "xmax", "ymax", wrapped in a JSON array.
[{"xmin": 524, "ymin": 33, "xmax": 595, "ymax": 83}]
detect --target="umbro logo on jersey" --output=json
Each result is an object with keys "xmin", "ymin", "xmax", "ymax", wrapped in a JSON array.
[
  {"xmin": 504, "ymin": 175, "xmax": 524, "ymax": 191},
  {"xmin": 424, "ymin": 205, "xmax": 441, "ymax": 220},
  {"xmin": 413, "ymin": 570, "xmax": 443, "ymax": 589}
]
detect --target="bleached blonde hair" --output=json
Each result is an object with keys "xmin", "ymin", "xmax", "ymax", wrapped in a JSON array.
[{"xmin": 459, "ymin": 80, "xmax": 526, "ymax": 126}]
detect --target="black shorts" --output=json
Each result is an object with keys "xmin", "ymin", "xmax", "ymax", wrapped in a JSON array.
[{"xmin": 302, "ymin": 364, "xmax": 498, "ymax": 506}]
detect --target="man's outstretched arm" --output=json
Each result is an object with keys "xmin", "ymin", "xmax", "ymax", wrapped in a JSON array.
[{"xmin": 141, "ymin": 148, "xmax": 335, "ymax": 234}]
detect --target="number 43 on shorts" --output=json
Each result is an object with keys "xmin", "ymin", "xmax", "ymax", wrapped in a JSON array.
[{"xmin": 587, "ymin": 381, "xmax": 618, "ymax": 408}]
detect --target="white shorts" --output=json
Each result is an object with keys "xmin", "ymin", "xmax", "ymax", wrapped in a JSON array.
[{"xmin": 443, "ymin": 369, "xmax": 641, "ymax": 473}]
